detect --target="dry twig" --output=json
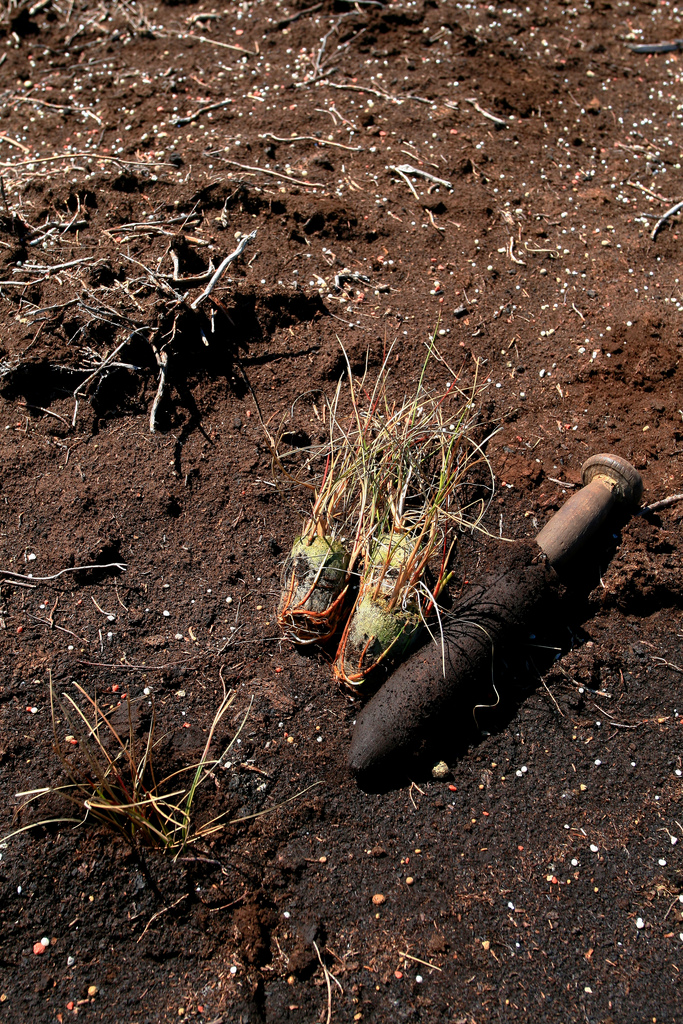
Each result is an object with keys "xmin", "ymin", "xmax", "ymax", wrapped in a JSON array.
[
  {"xmin": 651, "ymin": 200, "xmax": 683, "ymax": 240},
  {"xmin": 259, "ymin": 133, "xmax": 362, "ymax": 152},
  {"xmin": 639, "ymin": 492, "xmax": 683, "ymax": 514},
  {"xmin": 0, "ymin": 562, "xmax": 126, "ymax": 582},
  {"xmin": 138, "ymin": 895, "xmax": 188, "ymax": 943},
  {"xmin": 465, "ymin": 97, "xmax": 509, "ymax": 128},
  {"xmin": 220, "ymin": 159, "xmax": 326, "ymax": 189},
  {"xmin": 390, "ymin": 163, "xmax": 452, "ymax": 190},
  {"xmin": 313, "ymin": 941, "xmax": 333, "ymax": 1024},
  {"xmin": 150, "ymin": 347, "xmax": 169, "ymax": 434},
  {"xmin": 191, "ymin": 230, "xmax": 257, "ymax": 309},
  {"xmin": 172, "ymin": 97, "xmax": 233, "ymax": 128},
  {"xmin": 399, "ymin": 951, "xmax": 443, "ymax": 972}
]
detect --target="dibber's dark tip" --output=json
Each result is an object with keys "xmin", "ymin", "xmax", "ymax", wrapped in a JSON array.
[
  {"xmin": 347, "ymin": 706, "xmax": 392, "ymax": 777},
  {"xmin": 347, "ymin": 672, "xmax": 425, "ymax": 777}
]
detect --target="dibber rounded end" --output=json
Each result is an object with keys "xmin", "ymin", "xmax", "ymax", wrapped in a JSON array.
[{"xmin": 581, "ymin": 454, "xmax": 643, "ymax": 505}]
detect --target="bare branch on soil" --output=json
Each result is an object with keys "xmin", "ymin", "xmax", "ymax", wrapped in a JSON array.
[
  {"xmin": 190, "ymin": 230, "xmax": 257, "ymax": 309},
  {"xmin": 651, "ymin": 200, "xmax": 683, "ymax": 240}
]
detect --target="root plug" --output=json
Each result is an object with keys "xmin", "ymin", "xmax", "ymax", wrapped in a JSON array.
[
  {"xmin": 334, "ymin": 533, "xmax": 423, "ymax": 686},
  {"xmin": 278, "ymin": 534, "xmax": 350, "ymax": 644}
]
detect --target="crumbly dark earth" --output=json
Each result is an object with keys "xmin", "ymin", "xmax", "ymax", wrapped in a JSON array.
[{"xmin": 0, "ymin": 1, "xmax": 682, "ymax": 1022}]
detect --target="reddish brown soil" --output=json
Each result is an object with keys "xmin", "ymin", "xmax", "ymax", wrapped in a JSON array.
[{"xmin": 1, "ymin": 1, "xmax": 682, "ymax": 1022}]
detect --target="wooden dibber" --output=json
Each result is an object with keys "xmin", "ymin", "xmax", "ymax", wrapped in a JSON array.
[
  {"xmin": 535, "ymin": 454, "xmax": 643, "ymax": 566},
  {"xmin": 348, "ymin": 453, "xmax": 643, "ymax": 777}
]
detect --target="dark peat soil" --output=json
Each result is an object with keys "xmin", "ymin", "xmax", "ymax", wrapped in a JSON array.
[{"xmin": 0, "ymin": 1, "xmax": 682, "ymax": 1022}]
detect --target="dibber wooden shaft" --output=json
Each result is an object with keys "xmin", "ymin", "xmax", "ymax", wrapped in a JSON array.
[{"xmin": 536, "ymin": 454, "xmax": 642, "ymax": 568}]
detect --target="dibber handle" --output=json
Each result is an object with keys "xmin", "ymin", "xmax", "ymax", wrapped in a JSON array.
[{"xmin": 535, "ymin": 453, "xmax": 642, "ymax": 568}]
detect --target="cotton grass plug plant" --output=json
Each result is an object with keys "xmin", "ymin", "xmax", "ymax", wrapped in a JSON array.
[
  {"xmin": 276, "ymin": 379, "xmax": 370, "ymax": 644},
  {"xmin": 275, "ymin": 335, "xmax": 493, "ymax": 682},
  {"xmin": 332, "ymin": 343, "xmax": 491, "ymax": 686}
]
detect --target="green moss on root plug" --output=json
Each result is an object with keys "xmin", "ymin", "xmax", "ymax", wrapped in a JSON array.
[
  {"xmin": 341, "ymin": 593, "xmax": 421, "ymax": 683},
  {"xmin": 278, "ymin": 535, "xmax": 350, "ymax": 642}
]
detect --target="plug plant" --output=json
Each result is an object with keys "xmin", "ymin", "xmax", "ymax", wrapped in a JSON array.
[{"xmin": 275, "ymin": 334, "xmax": 493, "ymax": 683}]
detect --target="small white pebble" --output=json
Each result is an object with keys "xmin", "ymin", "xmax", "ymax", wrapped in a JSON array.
[
  {"xmin": 316, "ymin": 735, "xmax": 323, "ymax": 743},
  {"xmin": 17, "ymin": 886, "xmax": 22, "ymax": 895},
  {"xmin": 671, "ymin": 836, "xmax": 678, "ymax": 845},
  {"xmin": 226, "ymin": 596, "xmax": 233, "ymax": 604},
  {"xmin": 636, "ymin": 917, "xmax": 644, "ymax": 930},
  {"xmin": 230, "ymin": 965, "xmax": 237, "ymax": 975},
  {"xmin": 516, "ymin": 769, "xmax": 523, "ymax": 777},
  {"xmin": 415, "ymin": 975, "xmax": 423, "ymax": 983},
  {"xmin": 507, "ymin": 901, "xmax": 515, "ymax": 910},
  {"xmin": 283, "ymin": 911, "xmax": 290, "ymax": 919},
  {"xmin": 175, "ymin": 633, "xmax": 183, "ymax": 640},
  {"xmin": 67, "ymin": 956, "xmax": 75, "ymax": 967},
  {"xmin": 40, "ymin": 937, "xmax": 49, "ymax": 948},
  {"xmin": 107, "ymin": 614, "xmax": 115, "ymax": 622},
  {"xmin": 590, "ymin": 844, "xmax": 599, "ymax": 853},
  {"xmin": 143, "ymin": 687, "xmax": 151, "ymax": 696},
  {"xmin": 594, "ymin": 759, "xmax": 602, "ymax": 766},
  {"xmin": 521, "ymin": 765, "xmax": 528, "ymax": 774},
  {"xmin": 675, "ymin": 769, "xmax": 682, "ymax": 777},
  {"xmin": 658, "ymin": 858, "xmax": 667, "ymax": 866},
  {"xmin": 571, "ymin": 858, "xmax": 578, "ymax": 867},
  {"xmin": 162, "ymin": 610, "xmax": 170, "ymax": 617}
]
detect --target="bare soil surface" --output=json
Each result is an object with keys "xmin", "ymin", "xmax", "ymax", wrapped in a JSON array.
[{"xmin": 0, "ymin": 1, "xmax": 682, "ymax": 1022}]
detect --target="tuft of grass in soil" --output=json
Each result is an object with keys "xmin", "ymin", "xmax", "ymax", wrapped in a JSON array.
[{"xmin": 6, "ymin": 680, "xmax": 315, "ymax": 857}]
